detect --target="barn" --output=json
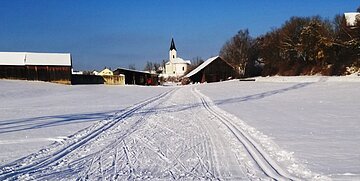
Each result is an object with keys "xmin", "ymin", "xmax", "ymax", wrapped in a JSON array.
[
  {"xmin": 113, "ymin": 67, "xmax": 158, "ymax": 85},
  {"xmin": 0, "ymin": 52, "xmax": 72, "ymax": 84},
  {"xmin": 185, "ymin": 56, "xmax": 238, "ymax": 83}
]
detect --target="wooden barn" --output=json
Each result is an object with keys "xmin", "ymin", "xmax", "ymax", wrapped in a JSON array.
[
  {"xmin": 0, "ymin": 52, "xmax": 72, "ymax": 84},
  {"xmin": 113, "ymin": 67, "xmax": 158, "ymax": 85},
  {"xmin": 185, "ymin": 56, "xmax": 238, "ymax": 83}
]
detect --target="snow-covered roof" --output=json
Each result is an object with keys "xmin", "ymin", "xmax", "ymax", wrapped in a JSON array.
[
  {"xmin": 344, "ymin": 12, "xmax": 360, "ymax": 26},
  {"xmin": 185, "ymin": 56, "xmax": 219, "ymax": 78},
  {"xmin": 0, "ymin": 52, "xmax": 71, "ymax": 66},
  {"xmin": 167, "ymin": 57, "xmax": 191, "ymax": 64},
  {"xmin": 115, "ymin": 67, "xmax": 157, "ymax": 75},
  {"xmin": 25, "ymin": 52, "xmax": 71, "ymax": 66},
  {"xmin": 0, "ymin": 52, "xmax": 26, "ymax": 65}
]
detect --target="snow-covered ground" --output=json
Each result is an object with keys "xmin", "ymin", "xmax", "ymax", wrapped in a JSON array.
[
  {"xmin": 198, "ymin": 76, "xmax": 360, "ymax": 180},
  {"xmin": 0, "ymin": 77, "xmax": 359, "ymax": 180},
  {"xmin": 0, "ymin": 80, "xmax": 169, "ymax": 165}
]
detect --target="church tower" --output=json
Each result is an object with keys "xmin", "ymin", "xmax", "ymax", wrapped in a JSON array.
[{"xmin": 169, "ymin": 38, "xmax": 177, "ymax": 62}]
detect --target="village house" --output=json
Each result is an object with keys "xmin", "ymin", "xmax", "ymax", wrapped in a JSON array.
[
  {"xmin": 98, "ymin": 68, "xmax": 113, "ymax": 76},
  {"xmin": 0, "ymin": 52, "xmax": 72, "ymax": 84},
  {"xmin": 344, "ymin": 12, "xmax": 360, "ymax": 27},
  {"xmin": 72, "ymin": 68, "xmax": 125, "ymax": 85},
  {"xmin": 163, "ymin": 38, "xmax": 191, "ymax": 77}
]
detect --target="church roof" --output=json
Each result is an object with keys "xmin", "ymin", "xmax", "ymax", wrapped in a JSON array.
[
  {"xmin": 170, "ymin": 38, "xmax": 177, "ymax": 51},
  {"xmin": 166, "ymin": 57, "xmax": 191, "ymax": 65}
]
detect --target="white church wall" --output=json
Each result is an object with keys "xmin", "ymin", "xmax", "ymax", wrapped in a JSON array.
[
  {"xmin": 169, "ymin": 49, "xmax": 177, "ymax": 62},
  {"xmin": 175, "ymin": 63, "xmax": 188, "ymax": 76}
]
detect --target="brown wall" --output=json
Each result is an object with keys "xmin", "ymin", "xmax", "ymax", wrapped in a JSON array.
[
  {"xmin": 71, "ymin": 75, "xmax": 125, "ymax": 85},
  {"xmin": 0, "ymin": 66, "xmax": 26, "ymax": 80},
  {"xmin": 102, "ymin": 75, "xmax": 125, "ymax": 85},
  {"xmin": 0, "ymin": 65, "xmax": 71, "ymax": 84},
  {"xmin": 189, "ymin": 57, "xmax": 237, "ymax": 83},
  {"xmin": 113, "ymin": 68, "xmax": 158, "ymax": 85},
  {"xmin": 71, "ymin": 74, "xmax": 105, "ymax": 84}
]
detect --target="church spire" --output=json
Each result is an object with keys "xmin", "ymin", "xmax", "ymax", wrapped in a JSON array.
[{"xmin": 170, "ymin": 38, "xmax": 176, "ymax": 51}]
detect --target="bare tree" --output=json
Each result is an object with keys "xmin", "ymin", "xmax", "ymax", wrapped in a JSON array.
[
  {"xmin": 128, "ymin": 64, "xmax": 136, "ymax": 70},
  {"xmin": 220, "ymin": 29, "xmax": 255, "ymax": 77},
  {"xmin": 153, "ymin": 63, "xmax": 161, "ymax": 72},
  {"xmin": 144, "ymin": 61, "xmax": 153, "ymax": 72}
]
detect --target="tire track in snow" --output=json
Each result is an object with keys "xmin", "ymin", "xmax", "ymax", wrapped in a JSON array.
[
  {"xmin": 192, "ymin": 88, "xmax": 300, "ymax": 181},
  {"xmin": 0, "ymin": 89, "xmax": 175, "ymax": 180}
]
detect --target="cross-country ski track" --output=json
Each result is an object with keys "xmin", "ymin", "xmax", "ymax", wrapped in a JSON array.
[{"xmin": 1, "ymin": 85, "xmax": 322, "ymax": 180}]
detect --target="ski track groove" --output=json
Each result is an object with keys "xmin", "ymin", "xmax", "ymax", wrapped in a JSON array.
[
  {"xmin": 192, "ymin": 87, "xmax": 300, "ymax": 181},
  {"xmin": 0, "ymin": 89, "xmax": 175, "ymax": 180}
]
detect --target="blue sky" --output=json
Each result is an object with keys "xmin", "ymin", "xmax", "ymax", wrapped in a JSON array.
[{"xmin": 0, "ymin": 1, "xmax": 358, "ymax": 70}]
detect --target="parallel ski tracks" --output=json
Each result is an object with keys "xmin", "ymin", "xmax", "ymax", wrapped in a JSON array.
[
  {"xmin": 192, "ymin": 88, "xmax": 299, "ymax": 181},
  {"xmin": 0, "ymin": 89, "xmax": 175, "ymax": 180}
]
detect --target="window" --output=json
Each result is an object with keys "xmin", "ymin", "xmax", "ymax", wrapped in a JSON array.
[
  {"xmin": 173, "ymin": 55, "xmax": 175, "ymax": 58},
  {"xmin": 182, "ymin": 67, "xmax": 184, "ymax": 71}
]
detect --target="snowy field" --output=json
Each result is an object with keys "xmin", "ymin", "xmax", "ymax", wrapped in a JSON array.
[
  {"xmin": 197, "ymin": 76, "xmax": 360, "ymax": 180},
  {"xmin": 0, "ymin": 80, "xmax": 169, "ymax": 164},
  {"xmin": 0, "ymin": 77, "xmax": 359, "ymax": 180}
]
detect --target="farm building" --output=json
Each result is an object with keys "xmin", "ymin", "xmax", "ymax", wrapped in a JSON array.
[
  {"xmin": 185, "ymin": 56, "xmax": 238, "ymax": 83},
  {"xmin": 113, "ymin": 67, "xmax": 158, "ymax": 85},
  {"xmin": 72, "ymin": 68, "xmax": 124, "ymax": 85},
  {"xmin": 0, "ymin": 52, "xmax": 72, "ymax": 84},
  {"xmin": 71, "ymin": 74, "xmax": 125, "ymax": 85}
]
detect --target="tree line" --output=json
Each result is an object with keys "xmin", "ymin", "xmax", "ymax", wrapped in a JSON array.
[{"xmin": 220, "ymin": 7, "xmax": 360, "ymax": 77}]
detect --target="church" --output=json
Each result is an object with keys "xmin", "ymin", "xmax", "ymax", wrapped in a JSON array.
[{"xmin": 163, "ymin": 38, "xmax": 191, "ymax": 77}]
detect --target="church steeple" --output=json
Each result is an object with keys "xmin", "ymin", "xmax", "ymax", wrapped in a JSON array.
[
  {"xmin": 169, "ymin": 38, "xmax": 177, "ymax": 62},
  {"xmin": 170, "ymin": 38, "xmax": 176, "ymax": 51}
]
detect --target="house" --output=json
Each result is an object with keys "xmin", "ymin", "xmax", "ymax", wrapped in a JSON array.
[
  {"xmin": 163, "ymin": 38, "xmax": 191, "ymax": 77},
  {"xmin": 185, "ymin": 56, "xmax": 238, "ymax": 83},
  {"xmin": 92, "ymin": 70, "xmax": 99, "ymax": 75},
  {"xmin": 113, "ymin": 67, "xmax": 158, "ymax": 85},
  {"xmin": 344, "ymin": 12, "xmax": 360, "ymax": 27},
  {"xmin": 0, "ymin": 52, "xmax": 72, "ymax": 84},
  {"xmin": 98, "ymin": 68, "xmax": 113, "ymax": 76},
  {"xmin": 72, "ymin": 68, "xmax": 124, "ymax": 85}
]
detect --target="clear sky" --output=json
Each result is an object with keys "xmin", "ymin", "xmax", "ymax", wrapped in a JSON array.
[{"xmin": 0, "ymin": 1, "xmax": 358, "ymax": 70}]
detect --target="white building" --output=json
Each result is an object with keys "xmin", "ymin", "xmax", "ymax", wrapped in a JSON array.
[
  {"xmin": 98, "ymin": 68, "xmax": 113, "ymax": 76},
  {"xmin": 163, "ymin": 38, "xmax": 191, "ymax": 77},
  {"xmin": 344, "ymin": 12, "xmax": 360, "ymax": 27}
]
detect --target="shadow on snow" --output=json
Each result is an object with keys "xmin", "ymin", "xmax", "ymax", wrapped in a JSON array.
[
  {"xmin": 0, "ymin": 111, "xmax": 120, "ymax": 134},
  {"xmin": 0, "ymin": 82, "xmax": 313, "ymax": 135},
  {"xmin": 137, "ymin": 82, "xmax": 313, "ymax": 115}
]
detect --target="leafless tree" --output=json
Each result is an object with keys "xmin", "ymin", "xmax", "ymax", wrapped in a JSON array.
[{"xmin": 128, "ymin": 64, "xmax": 136, "ymax": 70}]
